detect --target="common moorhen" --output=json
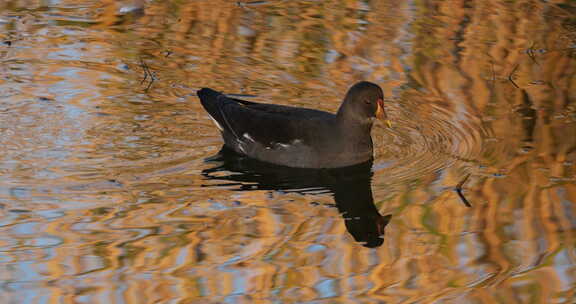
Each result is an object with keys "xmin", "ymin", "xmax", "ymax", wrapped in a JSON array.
[{"xmin": 197, "ymin": 81, "xmax": 391, "ymax": 168}]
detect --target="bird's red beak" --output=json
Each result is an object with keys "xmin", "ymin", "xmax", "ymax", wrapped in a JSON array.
[{"xmin": 375, "ymin": 98, "xmax": 392, "ymax": 128}]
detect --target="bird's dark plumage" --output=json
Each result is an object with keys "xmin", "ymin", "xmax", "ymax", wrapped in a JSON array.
[{"xmin": 197, "ymin": 81, "xmax": 388, "ymax": 168}]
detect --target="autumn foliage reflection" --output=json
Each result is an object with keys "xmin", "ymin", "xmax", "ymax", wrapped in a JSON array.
[{"xmin": 0, "ymin": 0, "xmax": 574, "ymax": 303}]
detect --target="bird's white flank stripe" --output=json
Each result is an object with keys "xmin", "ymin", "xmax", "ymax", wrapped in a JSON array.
[
  {"xmin": 243, "ymin": 133, "xmax": 255, "ymax": 142},
  {"xmin": 208, "ymin": 114, "xmax": 223, "ymax": 131}
]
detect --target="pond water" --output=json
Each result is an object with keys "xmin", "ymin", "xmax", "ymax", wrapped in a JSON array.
[{"xmin": 1, "ymin": 0, "xmax": 575, "ymax": 303}]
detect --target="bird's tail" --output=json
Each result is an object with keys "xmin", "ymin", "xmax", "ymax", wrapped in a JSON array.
[{"xmin": 197, "ymin": 88, "xmax": 226, "ymax": 123}]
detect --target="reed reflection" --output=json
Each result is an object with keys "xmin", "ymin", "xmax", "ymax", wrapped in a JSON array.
[{"xmin": 202, "ymin": 146, "xmax": 391, "ymax": 248}]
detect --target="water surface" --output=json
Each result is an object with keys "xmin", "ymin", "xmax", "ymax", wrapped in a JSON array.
[{"xmin": 0, "ymin": 0, "xmax": 575, "ymax": 303}]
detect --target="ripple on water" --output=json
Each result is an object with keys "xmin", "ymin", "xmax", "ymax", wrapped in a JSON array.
[
  {"xmin": 372, "ymin": 92, "xmax": 484, "ymax": 186},
  {"xmin": 0, "ymin": 1, "xmax": 573, "ymax": 302}
]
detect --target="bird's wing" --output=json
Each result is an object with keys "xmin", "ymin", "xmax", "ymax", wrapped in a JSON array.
[{"xmin": 198, "ymin": 88, "xmax": 334, "ymax": 146}]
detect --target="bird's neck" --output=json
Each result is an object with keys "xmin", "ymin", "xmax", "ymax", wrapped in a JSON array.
[
  {"xmin": 336, "ymin": 108, "xmax": 374, "ymax": 134},
  {"xmin": 335, "ymin": 99, "xmax": 375, "ymax": 158},
  {"xmin": 336, "ymin": 115, "xmax": 374, "ymax": 153}
]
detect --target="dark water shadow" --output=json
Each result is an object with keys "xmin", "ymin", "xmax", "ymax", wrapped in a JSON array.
[{"xmin": 202, "ymin": 146, "xmax": 392, "ymax": 248}]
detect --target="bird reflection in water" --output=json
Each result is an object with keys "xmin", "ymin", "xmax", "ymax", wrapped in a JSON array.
[{"xmin": 202, "ymin": 146, "xmax": 392, "ymax": 248}]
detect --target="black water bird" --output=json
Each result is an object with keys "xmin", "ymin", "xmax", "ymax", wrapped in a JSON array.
[{"xmin": 197, "ymin": 81, "xmax": 391, "ymax": 168}]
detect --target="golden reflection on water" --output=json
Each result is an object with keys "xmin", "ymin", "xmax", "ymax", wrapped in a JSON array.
[{"xmin": 0, "ymin": 0, "xmax": 575, "ymax": 303}]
